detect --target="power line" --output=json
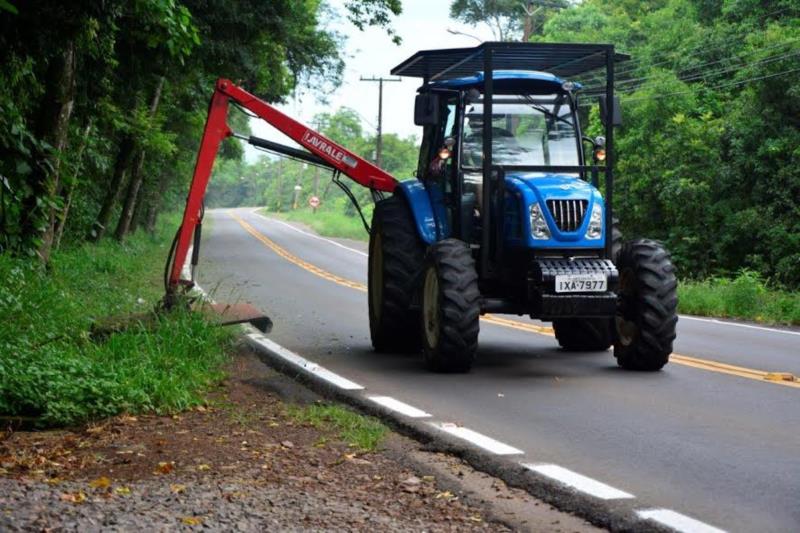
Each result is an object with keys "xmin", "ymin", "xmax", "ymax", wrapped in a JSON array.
[
  {"xmin": 583, "ymin": 48, "xmax": 800, "ymax": 97},
  {"xmin": 611, "ymin": 65, "xmax": 800, "ymax": 104},
  {"xmin": 582, "ymin": 40, "xmax": 800, "ymax": 93},
  {"xmin": 577, "ymin": 7, "xmax": 800, "ymax": 87},
  {"xmin": 612, "ymin": 5, "xmax": 799, "ymax": 77}
]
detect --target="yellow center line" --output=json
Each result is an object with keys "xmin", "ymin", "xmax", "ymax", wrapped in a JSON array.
[
  {"xmin": 232, "ymin": 213, "xmax": 367, "ymax": 292},
  {"xmin": 230, "ymin": 212, "xmax": 799, "ymax": 389}
]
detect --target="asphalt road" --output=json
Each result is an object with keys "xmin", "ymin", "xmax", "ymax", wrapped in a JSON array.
[{"xmin": 198, "ymin": 207, "xmax": 800, "ymax": 533}]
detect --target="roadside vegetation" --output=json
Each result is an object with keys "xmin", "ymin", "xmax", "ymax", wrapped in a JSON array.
[
  {"xmin": 288, "ymin": 403, "xmax": 388, "ymax": 452},
  {"xmin": 0, "ymin": 2, "xmax": 403, "ymax": 428},
  {"xmin": 679, "ymin": 271, "xmax": 800, "ymax": 326},
  {"xmin": 0, "ymin": 216, "xmax": 234, "ymax": 427},
  {"xmin": 261, "ymin": 197, "xmax": 372, "ymax": 242}
]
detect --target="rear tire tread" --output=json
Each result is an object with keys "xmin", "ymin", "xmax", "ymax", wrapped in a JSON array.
[
  {"xmin": 369, "ymin": 195, "xmax": 424, "ymax": 352},
  {"xmin": 423, "ymin": 239, "xmax": 480, "ymax": 373}
]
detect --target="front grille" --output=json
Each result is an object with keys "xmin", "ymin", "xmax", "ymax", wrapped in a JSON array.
[{"xmin": 546, "ymin": 199, "xmax": 588, "ymax": 232}]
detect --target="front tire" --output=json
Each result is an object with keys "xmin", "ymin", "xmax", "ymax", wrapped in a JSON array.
[
  {"xmin": 368, "ymin": 195, "xmax": 424, "ymax": 352},
  {"xmin": 613, "ymin": 239, "xmax": 678, "ymax": 371},
  {"xmin": 420, "ymin": 239, "xmax": 480, "ymax": 373}
]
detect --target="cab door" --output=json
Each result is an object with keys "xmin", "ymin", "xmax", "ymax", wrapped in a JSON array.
[{"xmin": 416, "ymin": 94, "xmax": 458, "ymax": 240}]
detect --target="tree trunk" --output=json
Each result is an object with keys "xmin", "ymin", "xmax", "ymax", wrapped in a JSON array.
[
  {"xmin": 113, "ymin": 149, "xmax": 146, "ymax": 241},
  {"xmin": 129, "ymin": 184, "xmax": 144, "ymax": 234},
  {"xmin": 114, "ymin": 77, "xmax": 165, "ymax": 242},
  {"xmin": 89, "ymin": 137, "xmax": 135, "ymax": 241},
  {"xmin": 144, "ymin": 171, "xmax": 170, "ymax": 233},
  {"xmin": 522, "ymin": 2, "xmax": 535, "ymax": 42},
  {"xmin": 20, "ymin": 40, "xmax": 77, "ymax": 262},
  {"xmin": 54, "ymin": 120, "xmax": 93, "ymax": 250}
]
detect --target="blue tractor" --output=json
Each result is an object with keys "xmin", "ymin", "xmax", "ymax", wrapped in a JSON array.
[{"xmin": 367, "ymin": 42, "xmax": 678, "ymax": 372}]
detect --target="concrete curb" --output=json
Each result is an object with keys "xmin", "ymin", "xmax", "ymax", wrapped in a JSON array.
[{"xmin": 242, "ymin": 328, "xmax": 675, "ymax": 533}]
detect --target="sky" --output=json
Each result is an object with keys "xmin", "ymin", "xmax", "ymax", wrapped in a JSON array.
[{"xmin": 245, "ymin": 0, "xmax": 497, "ymax": 162}]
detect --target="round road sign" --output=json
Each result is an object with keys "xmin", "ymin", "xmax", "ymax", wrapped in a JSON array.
[{"xmin": 309, "ymin": 196, "xmax": 321, "ymax": 208}]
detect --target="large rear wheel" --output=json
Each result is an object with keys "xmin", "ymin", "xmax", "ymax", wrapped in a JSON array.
[
  {"xmin": 368, "ymin": 195, "xmax": 424, "ymax": 352},
  {"xmin": 420, "ymin": 239, "xmax": 480, "ymax": 372},
  {"xmin": 613, "ymin": 239, "xmax": 678, "ymax": 371}
]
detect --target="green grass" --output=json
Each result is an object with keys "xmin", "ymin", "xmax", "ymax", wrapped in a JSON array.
[
  {"xmin": 262, "ymin": 198, "xmax": 372, "ymax": 242},
  {"xmin": 288, "ymin": 403, "xmax": 387, "ymax": 452},
  {"xmin": 0, "ymin": 216, "xmax": 233, "ymax": 427},
  {"xmin": 678, "ymin": 271, "xmax": 800, "ymax": 326}
]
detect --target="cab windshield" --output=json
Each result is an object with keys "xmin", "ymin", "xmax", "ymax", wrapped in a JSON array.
[{"xmin": 461, "ymin": 94, "xmax": 579, "ymax": 169}]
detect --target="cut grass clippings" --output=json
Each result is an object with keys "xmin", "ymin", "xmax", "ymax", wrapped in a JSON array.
[
  {"xmin": 0, "ymin": 215, "xmax": 233, "ymax": 427},
  {"xmin": 288, "ymin": 403, "xmax": 387, "ymax": 452}
]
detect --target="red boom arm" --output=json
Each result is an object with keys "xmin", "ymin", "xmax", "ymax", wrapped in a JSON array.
[{"xmin": 166, "ymin": 78, "xmax": 398, "ymax": 297}]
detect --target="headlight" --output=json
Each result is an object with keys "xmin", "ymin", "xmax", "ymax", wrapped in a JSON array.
[
  {"xmin": 530, "ymin": 203, "xmax": 551, "ymax": 240},
  {"xmin": 585, "ymin": 202, "xmax": 603, "ymax": 240}
]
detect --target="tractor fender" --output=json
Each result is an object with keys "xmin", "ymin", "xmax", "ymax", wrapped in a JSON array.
[{"xmin": 394, "ymin": 180, "xmax": 438, "ymax": 244}]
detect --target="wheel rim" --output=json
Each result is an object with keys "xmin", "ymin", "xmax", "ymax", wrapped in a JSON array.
[
  {"xmin": 615, "ymin": 269, "xmax": 637, "ymax": 346},
  {"xmin": 423, "ymin": 266, "xmax": 440, "ymax": 348},
  {"xmin": 370, "ymin": 232, "xmax": 383, "ymax": 322}
]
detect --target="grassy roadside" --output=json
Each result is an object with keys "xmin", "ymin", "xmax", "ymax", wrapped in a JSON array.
[
  {"xmin": 678, "ymin": 271, "xmax": 800, "ymax": 326},
  {"xmin": 0, "ymin": 215, "xmax": 233, "ymax": 427},
  {"xmin": 262, "ymin": 199, "xmax": 371, "ymax": 242},
  {"xmin": 287, "ymin": 403, "xmax": 387, "ymax": 452},
  {"xmin": 257, "ymin": 208, "xmax": 800, "ymax": 326}
]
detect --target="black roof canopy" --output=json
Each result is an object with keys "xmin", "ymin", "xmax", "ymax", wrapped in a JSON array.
[{"xmin": 390, "ymin": 42, "xmax": 630, "ymax": 82}]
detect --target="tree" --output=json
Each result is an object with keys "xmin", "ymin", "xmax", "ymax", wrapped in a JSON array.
[{"xmin": 450, "ymin": 0, "xmax": 567, "ymax": 41}]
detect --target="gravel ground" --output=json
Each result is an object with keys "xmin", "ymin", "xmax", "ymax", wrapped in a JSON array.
[
  {"xmin": 0, "ymin": 472, "xmax": 490, "ymax": 531},
  {"xmin": 0, "ymin": 347, "xmax": 509, "ymax": 532}
]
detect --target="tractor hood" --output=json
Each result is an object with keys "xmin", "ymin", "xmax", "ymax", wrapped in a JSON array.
[
  {"xmin": 508, "ymin": 173, "xmax": 596, "ymax": 200},
  {"xmin": 504, "ymin": 173, "xmax": 606, "ymax": 247}
]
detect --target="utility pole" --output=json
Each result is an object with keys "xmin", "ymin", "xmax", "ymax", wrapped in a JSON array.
[
  {"xmin": 275, "ymin": 158, "xmax": 284, "ymax": 212},
  {"xmin": 360, "ymin": 76, "xmax": 401, "ymax": 169}
]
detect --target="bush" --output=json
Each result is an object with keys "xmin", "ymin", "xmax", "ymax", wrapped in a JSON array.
[
  {"xmin": 0, "ymin": 218, "xmax": 232, "ymax": 426},
  {"xmin": 678, "ymin": 270, "xmax": 800, "ymax": 326}
]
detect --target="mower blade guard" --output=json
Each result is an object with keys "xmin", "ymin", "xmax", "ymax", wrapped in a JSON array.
[{"xmin": 205, "ymin": 302, "xmax": 273, "ymax": 333}]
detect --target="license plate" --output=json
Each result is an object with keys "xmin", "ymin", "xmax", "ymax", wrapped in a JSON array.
[{"xmin": 555, "ymin": 273, "xmax": 607, "ymax": 293}]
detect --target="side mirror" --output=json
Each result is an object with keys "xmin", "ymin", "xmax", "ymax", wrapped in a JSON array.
[
  {"xmin": 414, "ymin": 93, "xmax": 440, "ymax": 126},
  {"xmin": 598, "ymin": 95, "xmax": 622, "ymax": 127}
]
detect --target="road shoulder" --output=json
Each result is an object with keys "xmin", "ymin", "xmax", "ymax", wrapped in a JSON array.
[{"xmin": 0, "ymin": 345, "xmax": 597, "ymax": 532}]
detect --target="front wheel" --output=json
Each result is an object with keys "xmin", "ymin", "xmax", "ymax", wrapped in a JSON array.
[
  {"xmin": 420, "ymin": 239, "xmax": 480, "ymax": 373},
  {"xmin": 613, "ymin": 239, "xmax": 678, "ymax": 371}
]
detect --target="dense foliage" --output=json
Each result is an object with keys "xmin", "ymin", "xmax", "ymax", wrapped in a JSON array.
[
  {"xmin": 0, "ymin": 216, "xmax": 233, "ymax": 426},
  {"xmin": 0, "ymin": 0, "xmax": 401, "ymax": 260},
  {"xmin": 452, "ymin": 0, "xmax": 799, "ymax": 289},
  {"xmin": 536, "ymin": 0, "xmax": 800, "ymax": 288}
]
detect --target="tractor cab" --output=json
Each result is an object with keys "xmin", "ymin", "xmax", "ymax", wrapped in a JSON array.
[{"xmin": 414, "ymin": 70, "xmax": 595, "ymax": 252}]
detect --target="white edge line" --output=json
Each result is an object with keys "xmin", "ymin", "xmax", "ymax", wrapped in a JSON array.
[
  {"xmin": 522, "ymin": 463, "xmax": 634, "ymax": 500},
  {"xmin": 249, "ymin": 207, "xmax": 369, "ymax": 257},
  {"xmin": 247, "ymin": 333, "xmax": 364, "ymax": 391},
  {"xmin": 636, "ymin": 508, "xmax": 727, "ymax": 533},
  {"xmin": 679, "ymin": 315, "xmax": 800, "ymax": 337},
  {"xmin": 429, "ymin": 422, "xmax": 524, "ymax": 455},
  {"xmin": 368, "ymin": 396, "xmax": 431, "ymax": 418}
]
